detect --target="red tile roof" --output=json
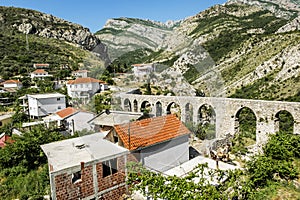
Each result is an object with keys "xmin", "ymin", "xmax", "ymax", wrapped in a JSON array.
[
  {"xmin": 2, "ymin": 80, "xmax": 21, "ymax": 84},
  {"xmin": 32, "ymin": 69, "xmax": 47, "ymax": 74},
  {"xmin": 67, "ymin": 77, "xmax": 106, "ymax": 85},
  {"xmin": 34, "ymin": 63, "xmax": 49, "ymax": 67},
  {"xmin": 114, "ymin": 114, "xmax": 190, "ymax": 151},
  {"xmin": 132, "ymin": 63, "xmax": 153, "ymax": 68},
  {"xmin": 0, "ymin": 135, "xmax": 13, "ymax": 148},
  {"xmin": 56, "ymin": 107, "xmax": 78, "ymax": 119}
]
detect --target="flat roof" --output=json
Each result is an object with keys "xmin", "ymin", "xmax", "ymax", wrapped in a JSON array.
[
  {"xmin": 41, "ymin": 133, "xmax": 128, "ymax": 172},
  {"xmin": 164, "ymin": 156, "xmax": 239, "ymax": 177},
  {"xmin": 0, "ymin": 113, "xmax": 13, "ymax": 121},
  {"xmin": 89, "ymin": 111, "xmax": 143, "ymax": 126},
  {"xmin": 28, "ymin": 93, "xmax": 65, "ymax": 99}
]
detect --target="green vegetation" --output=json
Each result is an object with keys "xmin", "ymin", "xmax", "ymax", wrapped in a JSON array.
[
  {"xmin": 0, "ymin": 126, "xmax": 65, "ymax": 199},
  {"xmin": 190, "ymin": 5, "xmax": 288, "ymax": 62},
  {"xmin": 127, "ymin": 131, "xmax": 300, "ymax": 199}
]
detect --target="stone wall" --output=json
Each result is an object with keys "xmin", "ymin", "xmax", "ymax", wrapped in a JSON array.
[{"xmin": 119, "ymin": 94, "xmax": 300, "ymax": 145}]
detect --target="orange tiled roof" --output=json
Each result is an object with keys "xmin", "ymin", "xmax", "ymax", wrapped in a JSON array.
[
  {"xmin": 34, "ymin": 63, "xmax": 49, "ymax": 66},
  {"xmin": 56, "ymin": 107, "xmax": 78, "ymax": 119},
  {"xmin": 114, "ymin": 114, "xmax": 190, "ymax": 151},
  {"xmin": 132, "ymin": 63, "xmax": 153, "ymax": 68},
  {"xmin": 2, "ymin": 80, "xmax": 21, "ymax": 84},
  {"xmin": 32, "ymin": 69, "xmax": 47, "ymax": 74},
  {"xmin": 67, "ymin": 77, "xmax": 106, "ymax": 85}
]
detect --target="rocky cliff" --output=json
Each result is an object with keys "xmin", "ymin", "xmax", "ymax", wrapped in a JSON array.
[
  {"xmin": 95, "ymin": 18, "xmax": 180, "ymax": 60},
  {"xmin": 96, "ymin": 0, "xmax": 300, "ymax": 101},
  {"xmin": 0, "ymin": 6, "xmax": 109, "ymax": 64}
]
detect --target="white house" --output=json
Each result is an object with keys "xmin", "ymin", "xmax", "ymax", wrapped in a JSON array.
[
  {"xmin": 132, "ymin": 63, "xmax": 155, "ymax": 77},
  {"xmin": 30, "ymin": 69, "xmax": 52, "ymax": 79},
  {"xmin": 44, "ymin": 107, "xmax": 95, "ymax": 135},
  {"xmin": 66, "ymin": 77, "xmax": 108, "ymax": 100},
  {"xmin": 1, "ymin": 80, "xmax": 22, "ymax": 89},
  {"xmin": 71, "ymin": 70, "xmax": 88, "ymax": 78},
  {"xmin": 111, "ymin": 114, "xmax": 191, "ymax": 172},
  {"xmin": 23, "ymin": 93, "xmax": 66, "ymax": 118}
]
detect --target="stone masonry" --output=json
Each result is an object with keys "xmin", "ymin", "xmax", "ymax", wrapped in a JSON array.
[{"xmin": 118, "ymin": 94, "xmax": 300, "ymax": 145}]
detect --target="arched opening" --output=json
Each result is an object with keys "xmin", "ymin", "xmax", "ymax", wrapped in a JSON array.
[
  {"xmin": 166, "ymin": 102, "xmax": 181, "ymax": 119},
  {"xmin": 124, "ymin": 99, "xmax": 131, "ymax": 112},
  {"xmin": 133, "ymin": 100, "xmax": 138, "ymax": 112},
  {"xmin": 233, "ymin": 107, "xmax": 257, "ymax": 154},
  {"xmin": 140, "ymin": 101, "xmax": 151, "ymax": 113},
  {"xmin": 155, "ymin": 102, "xmax": 162, "ymax": 116},
  {"xmin": 196, "ymin": 104, "xmax": 216, "ymax": 140},
  {"xmin": 185, "ymin": 103, "xmax": 193, "ymax": 123},
  {"xmin": 275, "ymin": 110, "xmax": 294, "ymax": 134}
]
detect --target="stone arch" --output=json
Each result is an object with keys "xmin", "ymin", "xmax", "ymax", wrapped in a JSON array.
[
  {"xmin": 275, "ymin": 110, "xmax": 294, "ymax": 134},
  {"xmin": 133, "ymin": 99, "xmax": 138, "ymax": 112},
  {"xmin": 155, "ymin": 101, "xmax": 162, "ymax": 117},
  {"xmin": 234, "ymin": 107, "xmax": 257, "ymax": 143},
  {"xmin": 140, "ymin": 101, "xmax": 151, "ymax": 113},
  {"xmin": 124, "ymin": 98, "xmax": 131, "ymax": 112},
  {"xmin": 197, "ymin": 104, "xmax": 216, "ymax": 140},
  {"xmin": 166, "ymin": 102, "xmax": 181, "ymax": 119},
  {"xmin": 185, "ymin": 103, "xmax": 193, "ymax": 123}
]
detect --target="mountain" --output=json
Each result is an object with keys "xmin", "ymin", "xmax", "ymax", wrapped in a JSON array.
[
  {"xmin": 95, "ymin": 18, "xmax": 180, "ymax": 61},
  {"xmin": 0, "ymin": 6, "xmax": 109, "ymax": 79},
  {"xmin": 96, "ymin": 1, "xmax": 300, "ymax": 101}
]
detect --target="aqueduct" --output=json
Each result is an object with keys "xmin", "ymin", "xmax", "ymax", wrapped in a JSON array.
[{"xmin": 117, "ymin": 94, "xmax": 300, "ymax": 144}]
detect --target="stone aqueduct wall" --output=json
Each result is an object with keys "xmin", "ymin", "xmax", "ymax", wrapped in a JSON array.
[{"xmin": 118, "ymin": 94, "xmax": 300, "ymax": 144}]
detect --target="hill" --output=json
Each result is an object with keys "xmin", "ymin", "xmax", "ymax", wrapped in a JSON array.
[
  {"xmin": 95, "ymin": 1, "xmax": 300, "ymax": 101},
  {"xmin": 0, "ymin": 6, "xmax": 109, "ymax": 79}
]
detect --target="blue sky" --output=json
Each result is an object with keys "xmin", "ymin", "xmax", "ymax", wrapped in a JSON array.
[{"xmin": 0, "ymin": 0, "xmax": 227, "ymax": 33}]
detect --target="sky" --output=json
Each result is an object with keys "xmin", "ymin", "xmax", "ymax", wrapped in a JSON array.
[{"xmin": 0, "ymin": 0, "xmax": 227, "ymax": 33}]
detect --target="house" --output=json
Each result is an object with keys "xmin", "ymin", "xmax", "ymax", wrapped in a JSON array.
[
  {"xmin": 1, "ymin": 80, "xmax": 22, "ymax": 89},
  {"xmin": 44, "ymin": 107, "xmax": 95, "ymax": 135},
  {"xmin": 111, "ymin": 114, "xmax": 191, "ymax": 172},
  {"xmin": 30, "ymin": 69, "xmax": 52, "ymax": 80},
  {"xmin": 66, "ymin": 77, "xmax": 108, "ymax": 100},
  {"xmin": 132, "ymin": 63, "xmax": 155, "ymax": 77},
  {"xmin": 33, "ymin": 63, "xmax": 49, "ymax": 69},
  {"xmin": 0, "ymin": 113, "xmax": 13, "ymax": 128},
  {"xmin": 41, "ymin": 133, "xmax": 129, "ymax": 200},
  {"xmin": 0, "ymin": 133, "xmax": 13, "ymax": 148},
  {"xmin": 71, "ymin": 70, "xmax": 88, "ymax": 78},
  {"xmin": 88, "ymin": 110, "xmax": 144, "ymax": 133},
  {"xmin": 21, "ymin": 93, "xmax": 66, "ymax": 118}
]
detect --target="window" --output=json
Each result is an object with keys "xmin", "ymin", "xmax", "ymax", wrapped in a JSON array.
[
  {"xmin": 0, "ymin": 121, "xmax": 2, "ymax": 127},
  {"xmin": 72, "ymin": 171, "xmax": 81, "ymax": 184},
  {"xmin": 102, "ymin": 158, "xmax": 118, "ymax": 177},
  {"xmin": 58, "ymin": 106, "xmax": 61, "ymax": 109},
  {"xmin": 113, "ymin": 136, "xmax": 119, "ymax": 143},
  {"xmin": 57, "ymin": 98, "xmax": 60, "ymax": 101}
]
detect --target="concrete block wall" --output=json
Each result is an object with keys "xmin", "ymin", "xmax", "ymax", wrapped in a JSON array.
[{"xmin": 51, "ymin": 155, "xmax": 130, "ymax": 200}]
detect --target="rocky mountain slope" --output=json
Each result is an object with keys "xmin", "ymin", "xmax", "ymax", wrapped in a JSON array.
[
  {"xmin": 0, "ymin": 6, "xmax": 108, "ymax": 79},
  {"xmin": 96, "ymin": 0, "xmax": 300, "ymax": 101},
  {"xmin": 95, "ymin": 18, "xmax": 180, "ymax": 61}
]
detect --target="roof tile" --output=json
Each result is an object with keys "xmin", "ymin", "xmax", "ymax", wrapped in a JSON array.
[
  {"xmin": 67, "ymin": 77, "xmax": 106, "ymax": 84},
  {"xmin": 114, "ymin": 114, "xmax": 190, "ymax": 150},
  {"xmin": 56, "ymin": 107, "xmax": 78, "ymax": 119}
]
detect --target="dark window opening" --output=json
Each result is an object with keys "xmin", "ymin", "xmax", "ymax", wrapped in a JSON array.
[
  {"xmin": 72, "ymin": 171, "xmax": 81, "ymax": 184},
  {"xmin": 0, "ymin": 121, "xmax": 2, "ymax": 127},
  {"xmin": 57, "ymin": 98, "xmax": 61, "ymax": 101},
  {"xmin": 113, "ymin": 136, "xmax": 118, "ymax": 143},
  {"xmin": 103, "ymin": 158, "xmax": 118, "ymax": 178}
]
